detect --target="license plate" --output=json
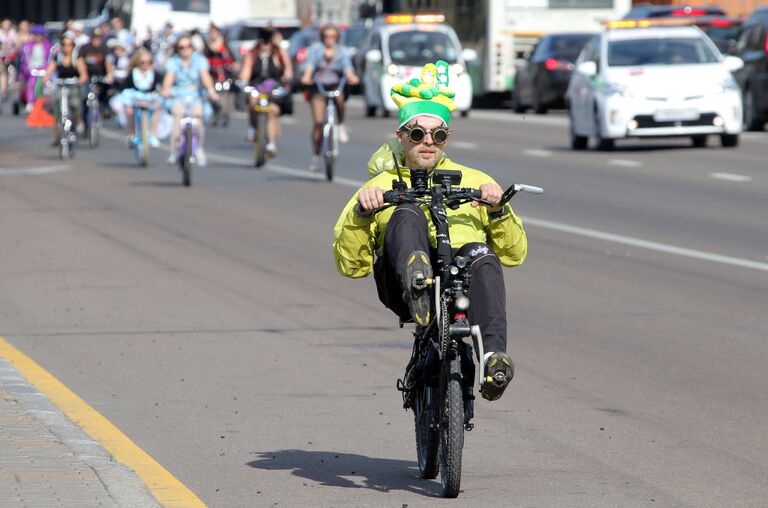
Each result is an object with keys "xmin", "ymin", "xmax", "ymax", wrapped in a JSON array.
[{"xmin": 654, "ymin": 108, "xmax": 700, "ymax": 122}]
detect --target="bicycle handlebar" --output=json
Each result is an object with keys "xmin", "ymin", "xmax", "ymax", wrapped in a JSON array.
[
  {"xmin": 54, "ymin": 78, "xmax": 82, "ymax": 86},
  {"xmin": 316, "ymin": 77, "xmax": 347, "ymax": 98}
]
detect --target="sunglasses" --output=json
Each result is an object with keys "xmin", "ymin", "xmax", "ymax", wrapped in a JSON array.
[
  {"xmin": 178, "ymin": 44, "xmax": 192, "ymax": 50},
  {"xmin": 139, "ymin": 59, "xmax": 152, "ymax": 64},
  {"xmin": 400, "ymin": 124, "xmax": 450, "ymax": 145}
]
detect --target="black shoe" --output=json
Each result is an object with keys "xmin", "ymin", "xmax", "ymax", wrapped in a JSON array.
[
  {"xmin": 401, "ymin": 250, "xmax": 432, "ymax": 326},
  {"xmin": 480, "ymin": 352, "xmax": 514, "ymax": 401}
]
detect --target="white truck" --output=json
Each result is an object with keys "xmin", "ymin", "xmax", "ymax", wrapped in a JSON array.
[{"xmin": 129, "ymin": 0, "xmax": 297, "ymax": 32}]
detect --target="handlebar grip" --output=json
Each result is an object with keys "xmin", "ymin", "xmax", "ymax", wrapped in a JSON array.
[
  {"xmin": 382, "ymin": 190, "xmax": 396, "ymax": 203},
  {"xmin": 471, "ymin": 189, "xmax": 483, "ymax": 199},
  {"xmin": 515, "ymin": 184, "xmax": 544, "ymax": 194}
]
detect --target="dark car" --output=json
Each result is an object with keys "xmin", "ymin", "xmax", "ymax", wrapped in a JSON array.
[
  {"xmin": 731, "ymin": 7, "xmax": 768, "ymax": 130},
  {"xmin": 288, "ymin": 26, "xmax": 319, "ymax": 87},
  {"xmin": 695, "ymin": 16, "xmax": 743, "ymax": 54},
  {"xmin": 623, "ymin": 4, "xmax": 726, "ymax": 19},
  {"xmin": 511, "ymin": 32, "xmax": 593, "ymax": 114}
]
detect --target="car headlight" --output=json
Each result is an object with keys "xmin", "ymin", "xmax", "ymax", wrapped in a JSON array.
[
  {"xmin": 387, "ymin": 64, "xmax": 399, "ymax": 76},
  {"xmin": 707, "ymin": 76, "xmax": 740, "ymax": 95}
]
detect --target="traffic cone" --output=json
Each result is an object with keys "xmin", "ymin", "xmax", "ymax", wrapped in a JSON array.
[{"xmin": 26, "ymin": 97, "xmax": 54, "ymax": 128}]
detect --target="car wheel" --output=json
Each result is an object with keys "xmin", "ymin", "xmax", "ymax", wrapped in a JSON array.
[
  {"xmin": 593, "ymin": 106, "xmax": 615, "ymax": 151},
  {"xmin": 570, "ymin": 114, "xmax": 588, "ymax": 150},
  {"xmin": 743, "ymin": 87, "xmax": 766, "ymax": 132},
  {"xmin": 691, "ymin": 135, "xmax": 707, "ymax": 148},
  {"xmin": 460, "ymin": 110, "xmax": 469, "ymax": 118},
  {"xmin": 510, "ymin": 89, "xmax": 526, "ymax": 114},
  {"xmin": 382, "ymin": 109, "xmax": 391, "ymax": 118},
  {"xmin": 365, "ymin": 104, "xmax": 376, "ymax": 117},
  {"xmin": 532, "ymin": 92, "xmax": 548, "ymax": 115},
  {"xmin": 720, "ymin": 133, "xmax": 739, "ymax": 147}
]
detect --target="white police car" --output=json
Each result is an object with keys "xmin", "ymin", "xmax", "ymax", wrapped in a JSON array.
[
  {"xmin": 567, "ymin": 22, "xmax": 744, "ymax": 150},
  {"xmin": 357, "ymin": 14, "xmax": 473, "ymax": 118}
]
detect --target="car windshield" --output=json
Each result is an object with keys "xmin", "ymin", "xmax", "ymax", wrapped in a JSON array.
[
  {"xmin": 343, "ymin": 28, "xmax": 366, "ymax": 48},
  {"xmin": 388, "ymin": 30, "xmax": 458, "ymax": 65},
  {"xmin": 608, "ymin": 37, "xmax": 719, "ymax": 66},
  {"xmin": 288, "ymin": 29, "xmax": 319, "ymax": 55},
  {"xmin": 549, "ymin": 35, "xmax": 593, "ymax": 62}
]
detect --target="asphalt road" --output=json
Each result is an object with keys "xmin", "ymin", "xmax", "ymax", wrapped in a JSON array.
[{"xmin": 0, "ymin": 97, "xmax": 766, "ymax": 507}]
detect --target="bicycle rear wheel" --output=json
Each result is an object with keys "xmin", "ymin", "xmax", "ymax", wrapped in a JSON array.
[
  {"xmin": 414, "ymin": 381, "xmax": 439, "ymax": 479},
  {"xmin": 254, "ymin": 112, "xmax": 267, "ymax": 168},
  {"xmin": 181, "ymin": 125, "xmax": 192, "ymax": 186},
  {"xmin": 323, "ymin": 124, "xmax": 335, "ymax": 181},
  {"xmin": 439, "ymin": 350, "xmax": 465, "ymax": 498}
]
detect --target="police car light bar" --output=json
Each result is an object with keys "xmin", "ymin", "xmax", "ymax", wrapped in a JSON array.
[
  {"xmin": 385, "ymin": 13, "xmax": 446, "ymax": 24},
  {"xmin": 604, "ymin": 17, "xmax": 698, "ymax": 29}
]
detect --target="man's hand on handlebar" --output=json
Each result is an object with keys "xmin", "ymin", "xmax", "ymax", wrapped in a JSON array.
[
  {"xmin": 357, "ymin": 187, "xmax": 385, "ymax": 215},
  {"xmin": 472, "ymin": 183, "xmax": 503, "ymax": 212}
]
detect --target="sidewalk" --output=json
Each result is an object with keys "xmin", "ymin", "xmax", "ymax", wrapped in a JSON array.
[{"xmin": 0, "ymin": 357, "xmax": 160, "ymax": 508}]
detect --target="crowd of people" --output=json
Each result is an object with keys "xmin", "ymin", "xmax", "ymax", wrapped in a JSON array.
[{"xmin": 0, "ymin": 15, "xmax": 359, "ymax": 169}]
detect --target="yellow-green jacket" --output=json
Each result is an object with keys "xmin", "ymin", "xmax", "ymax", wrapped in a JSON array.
[{"xmin": 334, "ymin": 142, "xmax": 527, "ymax": 279}]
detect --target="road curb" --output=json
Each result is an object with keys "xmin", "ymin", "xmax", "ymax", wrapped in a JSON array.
[{"xmin": 0, "ymin": 353, "xmax": 161, "ymax": 507}]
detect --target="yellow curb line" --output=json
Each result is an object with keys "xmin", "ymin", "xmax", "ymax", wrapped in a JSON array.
[{"xmin": 0, "ymin": 336, "xmax": 206, "ymax": 507}]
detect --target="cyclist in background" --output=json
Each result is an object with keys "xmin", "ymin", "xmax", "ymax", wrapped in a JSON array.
[
  {"xmin": 160, "ymin": 34, "xmax": 218, "ymax": 166},
  {"xmin": 0, "ymin": 19, "xmax": 16, "ymax": 101},
  {"xmin": 116, "ymin": 48, "xmax": 162, "ymax": 147},
  {"xmin": 204, "ymin": 23, "xmax": 237, "ymax": 125},
  {"xmin": 45, "ymin": 33, "xmax": 88, "ymax": 146},
  {"xmin": 300, "ymin": 25, "xmax": 358, "ymax": 172},
  {"xmin": 79, "ymin": 28, "xmax": 114, "ymax": 114},
  {"xmin": 239, "ymin": 27, "xmax": 291, "ymax": 156},
  {"xmin": 19, "ymin": 24, "xmax": 51, "ymax": 113}
]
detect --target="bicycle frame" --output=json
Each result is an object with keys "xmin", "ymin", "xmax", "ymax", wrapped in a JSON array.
[{"xmin": 132, "ymin": 92, "xmax": 158, "ymax": 166}]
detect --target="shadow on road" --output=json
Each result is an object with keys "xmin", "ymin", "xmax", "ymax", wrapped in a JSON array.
[{"xmin": 247, "ymin": 449, "xmax": 442, "ymax": 497}]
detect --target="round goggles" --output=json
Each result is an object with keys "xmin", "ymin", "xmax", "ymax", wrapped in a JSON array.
[{"xmin": 400, "ymin": 124, "xmax": 450, "ymax": 145}]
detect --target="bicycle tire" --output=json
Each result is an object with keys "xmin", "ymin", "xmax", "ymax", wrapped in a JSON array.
[
  {"xmin": 324, "ymin": 124, "xmax": 335, "ymax": 181},
  {"xmin": 139, "ymin": 112, "xmax": 149, "ymax": 167},
  {"xmin": 414, "ymin": 381, "xmax": 439, "ymax": 479},
  {"xmin": 59, "ymin": 140, "xmax": 67, "ymax": 160},
  {"xmin": 88, "ymin": 101, "xmax": 100, "ymax": 148},
  {"xmin": 181, "ymin": 125, "xmax": 192, "ymax": 186},
  {"xmin": 255, "ymin": 112, "xmax": 267, "ymax": 167},
  {"xmin": 439, "ymin": 351, "xmax": 465, "ymax": 498}
]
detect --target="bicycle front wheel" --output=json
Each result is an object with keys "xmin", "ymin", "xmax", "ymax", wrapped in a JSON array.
[
  {"xmin": 88, "ymin": 101, "xmax": 100, "ymax": 148},
  {"xmin": 254, "ymin": 112, "xmax": 267, "ymax": 168},
  {"xmin": 323, "ymin": 125, "xmax": 335, "ymax": 181},
  {"xmin": 439, "ymin": 350, "xmax": 465, "ymax": 498},
  {"xmin": 181, "ymin": 125, "xmax": 192, "ymax": 186},
  {"xmin": 139, "ymin": 112, "xmax": 149, "ymax": 167}
]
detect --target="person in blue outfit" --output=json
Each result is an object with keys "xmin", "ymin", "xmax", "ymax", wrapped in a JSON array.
[
  {"xmin": 300, "ymin": 25, "xmax": 358, "ymax": 172},
  {"xmin": 160, "ymin": 34, "xmax": 218, "ymax": 166}
]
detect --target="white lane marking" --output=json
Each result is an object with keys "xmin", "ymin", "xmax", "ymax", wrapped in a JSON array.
[
  {"xmin": 450, "ymin": 141, "xmax": 477, "ymax": 150},
  {"xmin": 524, "ymin": 217, "xmax": 768, "ymax": 273},
  {"xmin": 0, "ymin": 165, "xmax": 70, "ymax": 175},
  {"xmin": 709, "ymin": 172, "xmax": 752, "ymax": 183},
  {"xmin": 100, "ymin": 128, "xmax": 767, "ymax": 273},
  {"xmin": 523, "ymin": 149, "xmax": 553, "ymax": 157},
  {"xmin": 608, "ymin": 159, "xmax": 642, "ymax": 168}
]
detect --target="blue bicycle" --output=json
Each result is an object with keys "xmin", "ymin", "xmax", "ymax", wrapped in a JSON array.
[{"xmin": 130, "ymin": 91, "xmax": 159, "ymax": 167}]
